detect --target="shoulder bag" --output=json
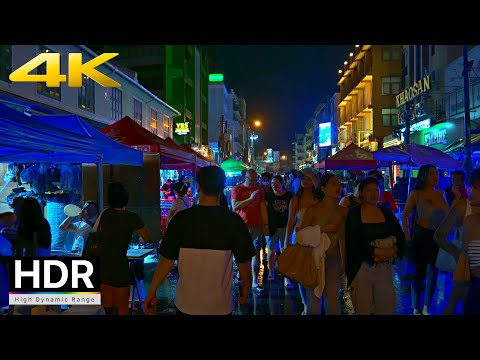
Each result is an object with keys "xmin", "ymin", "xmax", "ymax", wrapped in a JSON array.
[{"xmin": 83, "ymin": 210, "xmax": 107, "ymax": 257}]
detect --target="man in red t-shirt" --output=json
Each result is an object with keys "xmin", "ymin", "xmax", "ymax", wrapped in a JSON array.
[{"xmin": 231, "ymin": 169, "xmax": 269, "ymax": 291}]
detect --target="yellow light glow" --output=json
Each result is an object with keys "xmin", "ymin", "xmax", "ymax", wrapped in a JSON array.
[
  {"xmin": 349, "ymin": 52, "xmax": 354, "ymax": 57},
  {"xmin": 281, "ymin": 155, "xmax": 287, "ymax": 160},
  {"xmin": 254, "ymin": 120, "xmax": 261, "ymax": 127},
  {"xmin": 263, "ymin": 152, "xmax": 267, "ymax": 156},
  {"xmin": 338, "ymin": 70, "xmax": 342, "ymax": 73},
  {"xmin": 344, "ymin": 61, "xmax": 348, "ymax": 65}
]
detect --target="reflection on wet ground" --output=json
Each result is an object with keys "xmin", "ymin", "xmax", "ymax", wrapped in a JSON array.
[{"xmin": 143, "ymin": 255, "xmax": 460, "ymax": 316}]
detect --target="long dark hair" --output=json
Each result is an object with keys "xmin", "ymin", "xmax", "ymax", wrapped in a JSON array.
[
  {"xmin": 17, "ymin": 198, "xmax": 51, "ymax": 256},
  {"xmin": 296, "ymin": 173, "xmax": 316, "ymax": 200},
  {"xmin": 414, "ymin": 164, "xmax": 436, "ymax": 190},
  {"xmin": 317, "ymin": 173, "xmax": 337, "ymax": 201},
  {"xmin": 19, "ymin": 198, "xmax": 44, "ymax": 230}
]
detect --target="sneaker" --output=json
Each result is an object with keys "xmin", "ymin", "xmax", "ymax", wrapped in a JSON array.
[
  {"xmin": 413, "ymin": 309, "xmax": 422, "ymax": 315},
  {"xmin": 422, "ymin": 307, "xmax": 431, "ymax": 315}
]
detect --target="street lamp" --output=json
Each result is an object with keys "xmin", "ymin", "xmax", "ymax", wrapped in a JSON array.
[
  {"xmin": 250, "ymin": 133, "xmax": 259, "ymax": 166},
  {"xmin": 249, "ymin": 119, "xmax": 262, "ymax": 167}
]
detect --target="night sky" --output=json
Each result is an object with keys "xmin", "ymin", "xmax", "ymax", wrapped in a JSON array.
[{"xmin": 201, "ymin": 45, "xmax": 353, "ymax": 154}]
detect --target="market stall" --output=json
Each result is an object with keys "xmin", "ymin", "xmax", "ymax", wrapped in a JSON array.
[
  {"xmin": 0, "ymin": 103, "xmax": 143, "ymax": 252},
  {"xmin": 101, "ymin": 116, "xmax": 205, "ymax": 238},
  {"xmin": 318, "ymin": 143, "xmax": 390, "ymax": 171},
  {"xmin": 373, "ymin": 143, "xmax": 462, "ymax": 192}
]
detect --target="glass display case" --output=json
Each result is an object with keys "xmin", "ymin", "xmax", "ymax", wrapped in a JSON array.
[{"xmin": 160, "ymin": 197, "xmax": 194, "ymax": 234}]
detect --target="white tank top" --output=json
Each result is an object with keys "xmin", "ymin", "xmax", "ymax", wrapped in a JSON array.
[
  {"xmin": 465, "ymin": 200, "xmax": 480, "ymax": 270},
  {"xmin": 291, "ymin": 208, "xmax": 308, "ymax": 244}
]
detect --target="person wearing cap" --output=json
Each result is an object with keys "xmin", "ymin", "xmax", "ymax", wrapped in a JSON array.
[
  {"xmin": 161, "ymin": 179, "xmax": 175, "ymax": 199},
  {"xmin": 59, "ymin": 200, "xmax": 99, "ymax": 254}
]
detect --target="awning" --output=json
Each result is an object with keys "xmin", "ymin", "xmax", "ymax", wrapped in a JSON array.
[
  {"xmin": 0, "ymin": 103, "xmax": 142, "ymax": 166},
  {"xmin": 220, "ymin": 157, "xmax": 248, "ymax": 173},
  {"xmin": 373, "ymin": 143, "xmax": 461, "ymax": 169},
  {"xmin": 100, "ymin": 117, "xmax": 196, "ymax": 169},
  {"xmin": 318, "ymin": 143, "xmax": 387, "ymax": 170},
  {"xmin": 443, "ymin": 134, "xmax": 480, "ymax": 153}
]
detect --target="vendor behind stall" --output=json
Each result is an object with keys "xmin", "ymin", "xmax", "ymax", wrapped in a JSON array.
[
  {"xmin": 59, "ymin": 200, "xmax": 98, "ymax": 254},
  {"xmin": 161, "ymin": 179, "xmax": 175, "ymax": 199}
]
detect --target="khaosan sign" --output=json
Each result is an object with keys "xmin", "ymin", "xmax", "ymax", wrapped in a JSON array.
[
  {"xmin": 175, "ymin": 122, "xmax": 190, "ymax": 135},
  {"xmin": 319, "ymin": 122, "xmax": 332, "ymax": 147},
  {"xmin": 396, "ymin": 75, "xmax": 431, "ymax": 108}
]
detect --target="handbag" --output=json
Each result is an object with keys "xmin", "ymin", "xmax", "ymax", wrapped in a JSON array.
[
  {"xmin": 435, "ymin": 229, "xmax": 463, "ymax": 273},
  {"xmin": 276, "ymin": 244, "xmax": 318, "ymax": 289},
  {"xmin": 83, "ymin": 210, "xmax": 106, "ymax": 257}
]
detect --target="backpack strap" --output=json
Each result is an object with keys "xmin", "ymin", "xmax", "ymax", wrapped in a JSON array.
[{"xmin": 92, "ymin": 209, "xmax": 107, "ymax": 232}]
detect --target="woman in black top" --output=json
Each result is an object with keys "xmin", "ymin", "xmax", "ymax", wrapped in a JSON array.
[
  {"xmin": 99, "ymin": 182, "xmax": 152, "ymax": 315},
  {"xmin": 16, "ymin": 198, "xmax": 51, "ymax": 257},
  {"xmin": 345, "ymin": 177, "xmax": 405, "ymax": 315}
]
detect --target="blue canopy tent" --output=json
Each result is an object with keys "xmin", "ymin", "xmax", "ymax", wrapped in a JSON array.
[{"xmin": 0, "ymin": 103, "xmax": 143, "ymax": 210}]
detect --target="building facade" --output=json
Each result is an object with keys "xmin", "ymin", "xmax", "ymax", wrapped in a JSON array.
[
  {"xmin": 0, "ymin": 45, "xmax": 180, "ymax": 134},
  {"xmin": 293, "ymin": 133, "xmax": 306, "ymax": 169},
  {"xmin": 100, "ymin": 45, "xmax": 209, "ymax": 146},
  {"xmin": 337, "ymin": 45, "xmax": 402, "ymax": 151}
]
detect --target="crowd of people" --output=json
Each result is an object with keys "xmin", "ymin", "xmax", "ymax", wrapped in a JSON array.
[
  {"xmin": 0, "ymin": 182, "xmax": 152, "ymax": 315},
  {"xmin": 2, "ymin": 163, "xmax": 479, "ymax": 316},
  {"xmin": 149, "ymin": 164, "xmax": 480, "ymax": 316}
]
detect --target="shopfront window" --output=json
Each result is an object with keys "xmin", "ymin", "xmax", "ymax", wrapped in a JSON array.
[
  {"xmin": 37, "ymin": 46, "xmax": 61, "ymax": 101},
  {"xmin": 382, "ymin": 77, "xmax": 401, "ymax": 95},
  {"xmin": 383, "ymin": 46, "xmax": 401, "ymax": 61},
  {"xmin": 110, "ymin": 88, "xmax": 122, "ymax": 121},
  {"xmin": 134, "ymin": 99, "xmax": 142, "ymax": 126},
  {"xmin": 472, "ymin": 81, "xmax": 480, "ymax": 109},
  {"xmin": 382, "ymin": 108, "xmax": 400, "ymax": 127},
  {"xmin": 163, "ymin": 115, "xmax": 170, "ymax": 139},
  {"xmin": 150, "ymin": 108, "xmax": 158, "ymax": 135},
  {"xmin": 0, "ymin": 45, "xmax": 12, "ymax": 83},
  {"xmin": 78, "ymin": 75, "xmax": 95, "ymax": 112}
]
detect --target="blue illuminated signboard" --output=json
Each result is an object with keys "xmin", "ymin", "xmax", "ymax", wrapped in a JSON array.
[{"xmin": 319, "ymin": 123, "xmax": 332, "ymax": 147}]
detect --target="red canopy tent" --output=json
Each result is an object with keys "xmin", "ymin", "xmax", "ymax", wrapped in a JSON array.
[
  {"xmin": 100, "ymin": 116, "xmax": 196, "ymax": 170},
  {"xmin": 318, "ymin": 143, "xmax": 390, "ymax": 170},
  {"xmin": 181, "ymin": 144, "xmax": 215, "ymax": 168}
]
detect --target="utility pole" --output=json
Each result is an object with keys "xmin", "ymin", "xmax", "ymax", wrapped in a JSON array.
[
  {"xmin": 403, "ymin": 103, "xmax": 412, "ymax": 145},
  {"xmin": 219, "ymin": 115, "xmax": 225, "ymax": 162},
  {"xmin": 463, "ymin": 45, "xmax": 473, "ymax": 183}
]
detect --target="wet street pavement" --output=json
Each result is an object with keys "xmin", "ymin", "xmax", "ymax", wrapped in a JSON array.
[{"xmin": 140, "ymin": 253, "xmax": 461, "ymax": 316}]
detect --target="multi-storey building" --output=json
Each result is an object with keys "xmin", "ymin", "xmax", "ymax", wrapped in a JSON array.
[
  {"xmin": 208, "ymin": 79, "xmax": 245, "ymax": 163},
  {"xmin": 337, "ymin": 45, "xmax": 402, "ymax": 151},
  {"xmin": 99, "ymin": 45, "xmax": 209, "ymax": 146},
  {"xmin": 0, "ymin": 45, "xmax": 180, "ymax": 134},
  {"xmin": 294, "ymin": 133, "xmax": 306, "ymax": 169},
  {"xmin": 304, "ymin": 116, "xmax": 317, "ymax": 166}
]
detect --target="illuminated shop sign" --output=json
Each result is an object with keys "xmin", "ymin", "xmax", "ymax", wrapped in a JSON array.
[
  {"xmin": 175, "ymin": 122, "xmax": 190, "ymax": 135},
  {"xmin": 319, "ymin": 122, "xmax": 332, "ymax": 147},
  {"xmin": 425, "ymin": 128, "xmax": 447, "ymax": 147},
  {"xmin": 209, "ymin": 74, "xmax": 224, "ymax": 82},
  {"xmin": 266, "ymin": 148, "xmax": 273, "ymax": 163},
  {"xmin": 396, "ymin": 75, "xmax": 431, "ymax": 107},
  {"xmin": 401, "ymin": 118, "xmax": 431, "ymax": 133}
]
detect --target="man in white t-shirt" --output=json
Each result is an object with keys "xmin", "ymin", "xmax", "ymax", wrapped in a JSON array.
[{"xmin": 59, "ymin": 201, "xmax": 99, "ymax": 254}]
